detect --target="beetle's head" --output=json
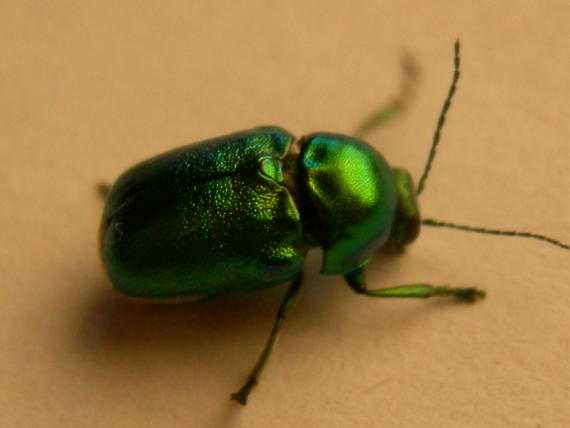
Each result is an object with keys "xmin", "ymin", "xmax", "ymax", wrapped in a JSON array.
[{"xmin": 386, "ymin": 168, "xmax": 420, "ymax": 248}]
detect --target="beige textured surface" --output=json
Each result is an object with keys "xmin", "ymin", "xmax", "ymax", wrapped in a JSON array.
[{"xmin": 1, "ymin": 1, "xmax": 569, "ymax": 427}]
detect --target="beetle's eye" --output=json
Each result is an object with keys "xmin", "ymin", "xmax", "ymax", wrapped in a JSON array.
[{"xmin": 259, "ymin": 157, "xmax": 284, "ymax": 183}]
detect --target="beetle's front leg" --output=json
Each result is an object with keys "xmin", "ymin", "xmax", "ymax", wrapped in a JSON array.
[
  {"xmin": 231, "ymin": 272, "xmax": 303, "ymax": 405},
  {"xmin": 344, "ymin": 267, "xmax": 485, "ymax": 302}
]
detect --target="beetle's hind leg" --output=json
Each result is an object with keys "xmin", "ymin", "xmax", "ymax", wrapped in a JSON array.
[
  {"xmin": 231, "ymin": 272, "xmax": 303, "ymax": 405},
  {"xmin": 97, "ymin": 182, "xmax": 111, "ymax": 199},
  {"xmin": 345, "ymin": 267, "xmax": 485, "ymax": 302},
  {"xmin": 353, "ymin": 50, "xmax": 420, "ymax": 139}
]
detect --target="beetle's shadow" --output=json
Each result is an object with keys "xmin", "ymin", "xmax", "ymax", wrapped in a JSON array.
[
  {"xmin": 74, "ymin": 250, "xmax": 459, "ymax": 424},
  {"xmin": 76, "ymin": 251, "xmax": 319, "ymax": 356},
  {"xmin": 78, "ymin": 279, "xmax": 284, "ymax": 353},
  {"xmin": 74, "ymin": 275, "xmax": 296, "ymax": 425}
]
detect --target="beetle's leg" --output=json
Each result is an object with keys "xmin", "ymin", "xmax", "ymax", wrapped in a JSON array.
[
  {"xmin": 97, "ymin": 182, "xmax": 111, "ymax": 199},
  {"xmin": 345, "ymin": 267, "xmax": 485, "ymax": 302},
  {"xmin": 231, "ymin": 272, "xmax": 303, "ymax": 405},
  {"xmin": 353, "ymin": 51, "xmax": 420, "ymax": 138}
]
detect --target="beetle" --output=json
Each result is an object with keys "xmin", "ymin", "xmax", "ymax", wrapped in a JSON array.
[{"xmin": 99, "ymin": 41, "xmax": 569, "ymax": 405}]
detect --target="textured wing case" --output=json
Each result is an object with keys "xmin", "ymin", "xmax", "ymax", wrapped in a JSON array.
[{"xmin": 101, "ymin": 127, "xmax": 305, "ymax": 299}]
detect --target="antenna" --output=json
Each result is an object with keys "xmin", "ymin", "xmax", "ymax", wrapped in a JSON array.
[
  {"xmin": 417, "ymin": 42, "xmax": 569, "ymax": 252},
  {"xmin": 416, "ymin": 39, "xmax": 461, "ymax": 195},
  {"xmin": 423, "ymin": 218, "xmax": 570, "ymax": 250}
]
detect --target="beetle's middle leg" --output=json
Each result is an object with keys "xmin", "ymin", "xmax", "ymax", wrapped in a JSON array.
[
  {"xmin": 231, "ymin": 272, "xmax": 303, "ymax": 405},
  {"xmin": 353, "ymin": 51, "xmax": 420, "ymax": 138},
  {"xmin": 344, "ymin": 267, "xmax": 485, "ymax": 302}
]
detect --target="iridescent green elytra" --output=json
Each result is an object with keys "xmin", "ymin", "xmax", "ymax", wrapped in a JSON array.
[
  {"xmin": 101, "ymin": 127, "xmax": 304, "ymax": 299},
  {"xmin": 99, "ymin": 41, "xmax": 569, "ymax": 405}
]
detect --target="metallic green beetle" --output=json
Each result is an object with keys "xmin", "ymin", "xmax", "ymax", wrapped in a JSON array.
[
  {"xmin": 101, "ymin": 127, "xmax": 421, "ymax": 298},
  {"xmin": 99, "ymin": 42, "xmax": 568, "ymax": 405}
]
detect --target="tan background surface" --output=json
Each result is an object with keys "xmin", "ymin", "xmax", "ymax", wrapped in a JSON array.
[{"xmin": 1, "ymin": 1, "xmax": 569, "ymax": 427}]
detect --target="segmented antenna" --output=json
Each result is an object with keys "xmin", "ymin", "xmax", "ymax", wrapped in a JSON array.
[
  {"xmin": 423, "ymin": 219, "xmax": 570, "ymax": 250},
  {"xmin": 416, "ymin": 40, "xmax": 461, "ymax": 195},
  {"xmin": 417, "ymin": 42, "xmax": 569, "ymax": 252}
]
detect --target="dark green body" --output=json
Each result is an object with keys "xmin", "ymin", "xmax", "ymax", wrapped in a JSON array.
[
  {"xmin": 101, "ymin": 127, "xmax": 305, "ymax": 299},
  {"xmin": 101, "ymin": 126, "xmax": 415, "ymax": 300}
]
